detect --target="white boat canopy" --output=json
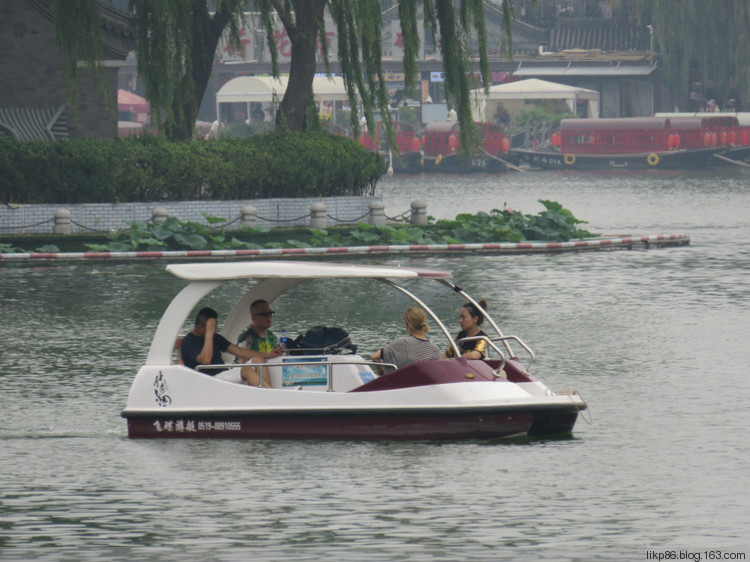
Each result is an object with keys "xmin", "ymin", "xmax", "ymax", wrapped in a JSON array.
[
  {"xmin": 470, "ymin": 78, "xmax": 600, "ymax": 122},
  {"xmin": 149, "ymin": 261, "xmax": 453, "ymax": 365},
  {"xmin": 166, "ymin": 261, "xmax": 452, "ymax": 281}
]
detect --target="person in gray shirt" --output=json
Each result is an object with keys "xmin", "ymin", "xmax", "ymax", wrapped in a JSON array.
[{"xmin": 371, "ymin": 307, "xmax": 441, "ymax": 374}]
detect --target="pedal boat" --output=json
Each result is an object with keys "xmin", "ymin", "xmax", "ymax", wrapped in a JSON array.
[{"xmin": 121, "ymin": 261, "xmax": 587, "ymax": 440}]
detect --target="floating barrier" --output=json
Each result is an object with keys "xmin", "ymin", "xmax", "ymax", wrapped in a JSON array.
[{"xmin": 0, "ymin": 233, "xmax": 690, "ymax": 262}]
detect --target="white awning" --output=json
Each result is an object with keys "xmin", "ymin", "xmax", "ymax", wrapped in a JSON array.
[
  {"xmin": 470, "ymin": 78, "xmax": 600, "ymax": 120},
  {"xmin": 216, "ymin": 75, "xmax": 348, "ymax": 104}
]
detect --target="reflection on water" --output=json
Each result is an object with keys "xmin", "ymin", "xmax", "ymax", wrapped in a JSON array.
[{"xmin": 1, "ymin": 170, "xmax": 750, "ymax": 560}]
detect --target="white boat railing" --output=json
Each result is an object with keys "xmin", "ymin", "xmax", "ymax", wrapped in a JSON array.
[
  {"xmin": 492, "ymin": 335, "xmax": 535, "ymax": 373},
  {"xmin": 196, "ymin": 358, "xmax": 394, "ymax": 392},
  {"xmin": 456, "ymin": 334, "xmax": 535, "ymax": 375}
]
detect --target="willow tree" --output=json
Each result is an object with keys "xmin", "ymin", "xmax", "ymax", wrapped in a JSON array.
[
  {"xmin": 129, "ymin": 0, "xmax": 247, "ymax": 140},
  {"xmin": 635, "ymin": 0, "xmax": 750, "ymax": 110},
  {"xmin": 54, "ymin": 0, "xmax": 246, "ymax": 141},
  {"xmin": 56, "ymin": 0, "xmax": 517, "ymax": 147},
  {"xmin": 261, "ymin": 0, "xmax": 516, "ymax": 151}
]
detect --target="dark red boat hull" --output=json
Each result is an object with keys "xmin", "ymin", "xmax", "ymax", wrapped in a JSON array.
[
  {"xmin": 124, "ymin": 408, "xmax": 536, "ymax": 440},
  {"xmin": 513, "ymin": 147, "xmax": 722, "ymax": 170}
]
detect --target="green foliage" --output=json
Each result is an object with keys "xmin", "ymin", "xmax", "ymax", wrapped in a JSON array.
[
  {"xmin": 635, "ymin": 0, "xmax": 750, "ymax": 109},
  {"xmin": 516, "ymin": 107, "xmax": 575, "ymax": 130},
  {"xmin": 0, "ymin": 133, "xmax": 385, "ymax": 204},
  {"xmin": 397, "ymin": 106, "xmax": 421, "ymax": 128},
  {"xmin": 86, "ymin": 213, "xmax": 261, "ymax": 252},
  {"xmin": 424, "ymin": 200, "xmax": 592, "ymax": 243},
  {"xmin": 79, "ymin": 200, "xmax": 592, "ymax": 253},
  {"xmin": 0, "ymin": 242, "xmax": 21, "ymax": 254},
  {"xmin": 55, "ymin": 0, "xmax": 518, "ymax": 147},
  {"xmin": 52, "ymin": 0, "xmax": 109, "ymax": 114}
]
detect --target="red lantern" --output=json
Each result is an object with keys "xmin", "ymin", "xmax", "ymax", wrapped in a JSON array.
[
  {"xmin": 729, "ymin": 131, "xmax": 738, "ymax": 145},
  {"xmin": 501, "ymin": 138, "xmax": 510, "ymax": 153},
  {"xmin": 411, "ymin": 137, "xmax": 421, "ymax": 152},
  {"xmin": 742, "ymin": 130, "xmax": 750, "ymax": 145},
  {"xmin": 666, "ymin": 135, "xmax": 674, "ymax": 149},
  {"xmin": 448, "ymin": 135, "xmax": 459, "ymax": 151},
  {"xmin": 720, "ymin": 131, "xmax": 728, "ymax": 145}
]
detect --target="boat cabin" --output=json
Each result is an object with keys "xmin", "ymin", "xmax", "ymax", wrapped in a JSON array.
[
  {"xmin": 556, "ymin": 117, "xmax": 674, "ymax": 154},
  {"xmin": 554, "ymin": 116, "xmax": 750, "ymax": 154},
  {"xmin": 359, "ymin": 121, "xmax": 420, "ymax": 154},
  {"xmin": 421, "ymin": 121, "xmax": 510, "ymax": 158}
]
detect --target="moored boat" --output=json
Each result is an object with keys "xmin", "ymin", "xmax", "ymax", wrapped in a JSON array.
[
  {"xmin": 420, "ymin": 121, "xmax": 512, "ymax": 173},
  {"xmin": 512, "ymin": 116, "xmax": 731, "ymax": 170},
  {"xmin": 121, "ymin": 261, "xmax": 587, "ymax": 440},
  {"xmin": 358, "ymin": 121, "xmax": 422, "ymax": 173},
  {"xmin": 655, "ymin": 112, "xmax": 750, "ymax": 164}
]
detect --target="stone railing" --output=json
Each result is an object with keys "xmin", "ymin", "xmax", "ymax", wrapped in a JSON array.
[{"xmin": 0, "ymin": 197, "xmax": 430, "ymax": 235}]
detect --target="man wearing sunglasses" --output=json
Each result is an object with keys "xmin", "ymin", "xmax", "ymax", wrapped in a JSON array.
[{"xmin": 237, "ymin": 299, "xmax": 284, "ymax": 386}]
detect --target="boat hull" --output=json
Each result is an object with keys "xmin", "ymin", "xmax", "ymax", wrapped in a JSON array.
[
  {"xmin": 123, "ymin": 407, "xmax": 540, "ymax": 440},
  {"xmin": 513, "ymin": 147, "xmax": 722, "ymax": 170},
  {"xmin": 384, "ymin": 151, "xmax": 423, "ymax": 174},
  {"xmin": 121, "ymin": 360, "xmax": 586, "ymax": 441},
  {"xmin": 421, "ymin": 152, "xmax": 510, "ymax": 173},
  {"xmin": 714, "ymin": 145, "xmax": 750, "ymax": 164}
]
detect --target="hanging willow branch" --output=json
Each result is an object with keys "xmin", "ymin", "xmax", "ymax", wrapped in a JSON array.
[
  {"xmin": 129, "ymin": 0, "xmax": 245, "ymax": 139},
  {"xmin": 53, "ymin": 0, "xmax": 110, "ymax": 112},
  {"xmin": 55, "ymin": 0, "xmax": 521, "ymax": 148},
  {"xmin": 637, "ymin": 0, "xmax": 750, "ymax": 110}
]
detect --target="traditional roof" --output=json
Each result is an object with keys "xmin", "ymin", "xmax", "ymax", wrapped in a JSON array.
[{"xmin": 549, "ymin": 19, "xmax": 649, "ymax": 52}]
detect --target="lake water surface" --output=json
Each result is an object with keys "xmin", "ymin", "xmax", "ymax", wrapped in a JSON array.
[{"xmin": 1, "ymin": 169, "xmax": 749, "ymax": 561}]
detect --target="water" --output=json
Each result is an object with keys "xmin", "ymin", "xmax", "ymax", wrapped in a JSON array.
[{"xmin": 2, "ymin": 169, "xmax": 750, "ymax": 561}]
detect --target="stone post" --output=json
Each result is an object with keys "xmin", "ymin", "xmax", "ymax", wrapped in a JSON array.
[
  {"xmin": 369, "ymin": 201, "xmax": 386, "ymax": 226},
  {"xmin": 53, "ymin": 209, "xmax": 71, "ymax": 235},
  {"xmin": 152, "ymin": 207, "xmax": 169, "ymax": 223},
  {"xmin": 410, "ymin": 199, "xmax": 427, "ymax": 225},
  {"xmin": 241, "ymin": 205, "xmax": 258, "ymax": 227},
  {"xmin": 309, "ymin": 202, "xmax": 327, "ymax": 229}
]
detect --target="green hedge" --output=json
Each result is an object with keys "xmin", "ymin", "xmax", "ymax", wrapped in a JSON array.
[{"xmin": 0, "ymin": 132, "xmax": 386, "ymax": 204}]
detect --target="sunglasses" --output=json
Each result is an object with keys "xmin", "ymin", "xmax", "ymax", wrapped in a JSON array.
[{"xmin": 253, "ymin": 311, "xmax": 275, "ymax": 317}]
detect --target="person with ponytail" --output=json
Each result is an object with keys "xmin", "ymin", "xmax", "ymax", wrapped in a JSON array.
[
  {"xmin": 371, "ymin": 307, "xmax": 441, "ymax": 374},
  {"xmin": 442, "ymin": 299, "xmax": 489, "ymax": 360}
]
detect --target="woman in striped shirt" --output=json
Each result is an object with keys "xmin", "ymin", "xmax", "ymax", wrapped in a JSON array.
[{"xmin": 371, "ymin": 307, "xmax": 441, "ymax": 374}]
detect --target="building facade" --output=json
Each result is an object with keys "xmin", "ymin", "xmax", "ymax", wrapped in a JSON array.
[{"xmin": 0, "ymin": 0, "xmax": 133, "ymax": 141}]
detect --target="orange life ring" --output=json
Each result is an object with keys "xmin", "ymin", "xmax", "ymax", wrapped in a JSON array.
[
  {"xmin": 647, "ymin": 153, "xmax": 660, "ymax": 166},
  {"xmin": 563, "ymin": 153, "xmax": 576, "ymax": 165}
]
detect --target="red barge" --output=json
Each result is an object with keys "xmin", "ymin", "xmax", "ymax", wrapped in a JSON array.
[{"xmin": 513, "ymin": 116, "xmax": 750, "ymax": 170}]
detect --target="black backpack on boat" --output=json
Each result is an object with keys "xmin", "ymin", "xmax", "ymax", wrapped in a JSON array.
[{"xmin": 287, "ymin": 326, "xmax": 357, "ymax": 355}]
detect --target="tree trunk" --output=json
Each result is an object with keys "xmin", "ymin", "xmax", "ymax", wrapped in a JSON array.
[
  {"xmin": 168, "ymin": 0, "xmax": 240, "ymax": 141},
  {"xmin": 276, "ymin": 0, "xmax": 327, "ymax": 132}
]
